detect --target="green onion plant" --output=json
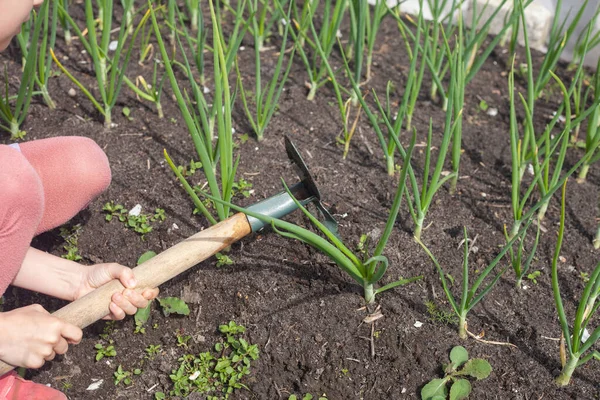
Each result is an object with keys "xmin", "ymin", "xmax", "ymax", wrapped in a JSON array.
[
  {"xmin": 152, "ymin": 0, "xmax": 237, "ymax": 224},
  {"xmin": 0, "ymin": 4, "xmax": 44, "ymax": 139},
  {"xmin": 346, "ymin": 8, "xmax": 427, "ymax": 176},
  {"xmin": 417, "ymin": 224, "xmax": 530, "ymax": 338},
  {"xmin": 364, "ymin": 0, "xmax": 388, "ymax": 81},
  {"xmin": 417, "ymin": 146, "xmax": 600, "ymax": 338},
  {"xmin": 15, "ymin": 0, "xmax": 57, "ymax": 109},
  {"xmin": 289, "ymin": 0, "xmax": 346, "ymax": 100},
  {"xmin": 577, "ymin": 56, "xmax": 600, "ymax": 182},
  {"xmin": 531, "ymin": 0, "xmax": 590, "ymax": 100},
  {"xmin": 507, "ymin": 8, "xmax": 599, "ymax": 235},
  {"xmin": 345, "ymin": 18, "xmax": 462, "ymax": 240},
  {"xmin": 57, "ymin": 0, "xmax": 73, "ymax": 45},
  {"xmin": 123, "ymin": 60, "xmax": 166, "ymax": 118},
  {"xmin": 201, "ymin": 132, "xmax": 421, "ymax": 304},
  {"xmin": 503, "ymin": 220, "xmax": 540, "ymax": 288},
  {"xmin": 238, "ymin": 1, "xmax": 295, "ymax": 141},
  {"xmin": 552, "ymin": 182, "xmax": 600, "ymax": 386},
  {"xmin": 53, "ymin": 0, "xmax": 148, "ymax": 128}
]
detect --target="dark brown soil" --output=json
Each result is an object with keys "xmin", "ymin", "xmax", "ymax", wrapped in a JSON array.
[{"xmin": 1, "ymin": 3, "xmax": 600, "ymax": 399}]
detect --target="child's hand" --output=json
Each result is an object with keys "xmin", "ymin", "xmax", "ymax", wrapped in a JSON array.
[
  {"xmin": 0, "ymin": 304, "xmax": 82, "ymax": 369},
  {"xmin": 74, "ymin": 263, "xmax": 159, "ymax": 320}
]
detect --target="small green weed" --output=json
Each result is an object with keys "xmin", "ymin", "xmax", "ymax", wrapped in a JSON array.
[
  {"xmin": 426, "ymin": 301, "xmax": 458, "ymax": 325},
  {"xmin": 61, "ymin": 381, "xmax": 73, "ymax": 391},
  {"xmin": 158, "ymin": 297, "xmax": 190, "ymax": 317},
  {"xmin": 231, "ymin": 178, "xmax": 253, "ymax": 198},
  {"xmin": 478, "ymin": 99, "xmax": 489, "ymax": 112},
  {"xmin": 526, "ymin": 270, "xmax": 542, "ymax": 284},
  {"xmin": 288, "ymin": 395, "xmax": 328, "ymax": 400},
  {"xmin": 99, "ymin": 321, "xmax": 116, "ymax": 341},
  {"xmin": 145, "ymin": 344, "xmax": 162, "ymax": 360},
  {"xmin": 176, "ymin": 329, "xmax": 192, "ymax": 349},
  {"xmin": 102, "ymin": 201, "xmax": 166, "ymax": 238},
  {"xmin": 95, "ymin": 342, "xmax": 116, "ymax": 361},
  {"xmin": 421, "ymin": 346, "xmax": 492, "ymax": 400},
  {"xmin": 215, "ymin": 253, "xmax": 234, "ymax": 267},
  {"xmin": 177, "ymin": 160, "xmax": 203, "ymax": 177},
  {"xmin": 169, "ymin": 321, "xmax": 259, "ymax": 398},
  {"xmin": 59, "ymin": 224, "xmax": 83, "ymax": 261},
  {"xmin": 113, "ymin": 365, "xmax": 142, "ymax": 386}
]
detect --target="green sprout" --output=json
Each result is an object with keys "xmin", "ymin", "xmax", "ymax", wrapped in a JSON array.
[
  {"xmin": 421, "ymin": 346, "xmax": 492, "ymax": 400},
  {"xmin": 0, "ymin": 3, "xmax": 45, "ymax": 139},
  {"xmin": 95, "ymin": 343, "xmax": 117, "ymax": 362},
  {"xmin": 52, "ymin": 1, "xmax": 150, "ymax": 128},
  {"xmin": 169, "ymin": 321, "xmax": 259, "ymax": 398},
  {"xmin": 552, "ymin": 182, "xmax": 600, "ymax": 386}
]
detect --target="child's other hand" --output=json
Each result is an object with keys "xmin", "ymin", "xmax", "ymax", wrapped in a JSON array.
[
  {"xmin": 0, "ymin": 304, "xmax": 82, "ymax": 369},
  {"xmin": 74, "ymin": 263, "xmax": 159, "ymax": 320}
]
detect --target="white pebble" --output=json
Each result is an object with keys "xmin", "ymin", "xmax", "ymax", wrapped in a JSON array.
[
  {"xmin": 129, "ymin": 204, "xmax": 142, "ymax": 216},
  {"xmin": 414, "ymin": 321, "xmax": 423, "ymax": 328},
  {"xmin": 68, "ymin": 88, "xmax": 77, "ymax": 97},
  {"xmin": 487, "ymin": 107, "xmax": 498, "ymax": 117},
  {"xmin": 108, "ymin": 40, "xmax": 118, "ymax": 51},
  {"xmin": 86, "ymin": 380, "xmax": 103, "ymax": 391}
]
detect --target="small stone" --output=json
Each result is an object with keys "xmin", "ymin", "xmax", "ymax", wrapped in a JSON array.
[
  {"xmin": 108, "ymin": 40, "xmax": 118, "ymax": 51},
  {"xmin": 68, "ymin": 88, "xmax": 77, "ymax": 97},
  {"xmin": 414, "ymin": 321, "xmax": 423, "ymax": 328},
  {"xmin": 128, "ymin": 204, "xmax": 142, "ymax": 216},
  {"xmin": 486, "ymin": 107, "xmax": 498, "ymax": 117},
  {"xmin": 86, "ymin": 380, "xmax": 103, "ymax": 391},
  {"xmin": 559, "ymin": 256, "xmax": 566, "ymax": 263}
]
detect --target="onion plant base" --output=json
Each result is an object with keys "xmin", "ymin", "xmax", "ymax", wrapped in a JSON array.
[{"xmin": 556, "ymin": 355, "xmax": 579, "ymax": 386}]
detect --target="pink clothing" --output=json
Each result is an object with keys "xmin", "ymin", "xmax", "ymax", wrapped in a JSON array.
[{"xmin": 0, "ymin": 137, "xmax": 111, "ymax": 295}]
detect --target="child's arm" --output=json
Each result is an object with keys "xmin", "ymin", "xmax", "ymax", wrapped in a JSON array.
[{"xmin": 11, "ymin": 247, "xmax": 158, "ymax": 319}]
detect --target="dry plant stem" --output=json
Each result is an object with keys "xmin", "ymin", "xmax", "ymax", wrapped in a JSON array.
[{"xmin": 465, "ymin": 329, "xmax": 517, "ymax": 347}]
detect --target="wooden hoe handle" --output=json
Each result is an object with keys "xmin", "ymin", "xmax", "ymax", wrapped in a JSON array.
[{"xmin": 0, "ymin": 213, "xmax": 252, "ymax": 376}]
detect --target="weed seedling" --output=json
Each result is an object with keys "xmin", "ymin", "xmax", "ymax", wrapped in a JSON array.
[
  {"xmin": 159, "ymin": 297, "xmax": 190, "ymax": 317},
  {"xmin": 288, "ymin": 395, "xmax": 327, "ymax": 400},
  {"xmin": 215, "ymin": 253, "xmax": 234, "ymax": 267},
  {"xmin": 59, "ymin": 224, "xmax": 83, "ymax": 261},
  {"xmin": 60, "ymin": 381, "xmax": 73, "ymax": 391},
  {"xmin": 175, "ymin": 329, "xmax": 192, "ymax": 349},
  {"xmin": 99, "ymin": 321, "xmax": 116, "ymax": 341},
  {"xmin": 102, "ymin": 202, "xmax": 165, "ymax": 238},
  {"xmin": 421, "ymin": 346, "xmax": 492, "ymax": 400},
  {"xmin": 113, "ymin": 365, "xmax": 141, "ymax": 386},
  {"xmin": 145, "ymin": 345, "xmax": 162, "ymax": 360},
  {"xmin": 425, "ymin": 300, "xmax": 458, "ymax": 326},
  {"xmin": 526, "ymin": 270, "xmax": 541, "ymax": 285},
  {"xmin": 169, "ymin": 321, "xmax": 259, "ymax": 398},
  {"xmin": 95, "ymin": 342, "xmax": 116, "ymax": 361}
]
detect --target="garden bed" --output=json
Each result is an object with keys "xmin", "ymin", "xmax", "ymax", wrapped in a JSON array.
[{"xmin": 1, "ymin": 3, "xmax": 600, "ymax": 399}]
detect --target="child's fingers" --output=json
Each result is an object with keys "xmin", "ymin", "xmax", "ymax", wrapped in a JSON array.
[
  {"xmin": 142, "ymin": 288, "xmax": 159, "ymax": 300},
  {"xmin": 109, "ymin": 302, "xmax": 126, "ymax": 320},
  {"xmin": 110, "ymin": 265, "xmax": 136, "ymax": 288},
  {"xmin": 123, "ymin": 289, "xmax": 150, "ymax": 309},
  {"xmin": 111, "ymin": 292, "xmax": 137, "ymax": 316}
]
